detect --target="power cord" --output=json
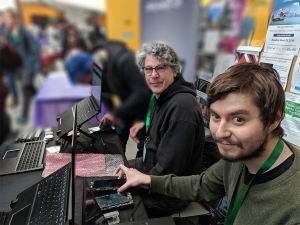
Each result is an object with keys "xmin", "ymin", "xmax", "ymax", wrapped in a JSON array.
[
  {"xmin": 96, "ymin": 114, "xmax": 100, "ymax": 123},
  {"xmin": 174, "ymin": 201, "xmax": 181, "ymax": 218},
  {"xmin": 130, "ymin": 198, "xmax": 143, "ymax": 221}
]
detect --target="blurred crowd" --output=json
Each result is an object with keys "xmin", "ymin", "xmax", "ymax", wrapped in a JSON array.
[
  {"xmin": 0, "ymin": 0, "xmax": 276, "ymax": 147},
  {"xmin": 0, "ymin": 8, "xmax": 106, "ymax": 125}
]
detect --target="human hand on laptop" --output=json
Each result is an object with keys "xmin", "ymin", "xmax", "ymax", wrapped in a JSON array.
[
  {"xmin": 116, "ymin": 164, "xmax": 151, "ymax": 193},
  {"xmin": 99, "ymin": 113, "xmax": 123, "ymax": 127}
]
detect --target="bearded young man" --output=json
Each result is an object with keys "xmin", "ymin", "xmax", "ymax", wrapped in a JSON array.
[{"xmin": 115, "ymin": 63, "xmax": 300, "ymax": 224}]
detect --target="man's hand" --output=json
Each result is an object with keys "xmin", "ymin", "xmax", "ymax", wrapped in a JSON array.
[
  {"xmin": 116, "ymin": 164, "xmax": 151, "ymax": 193},
  {"xmin": 130, "ymin": 122, "xmax": 145, "ymax": 144},
  {"xmin": 99, "ymin": 113, "xmax": 123, "ymax": 127}
]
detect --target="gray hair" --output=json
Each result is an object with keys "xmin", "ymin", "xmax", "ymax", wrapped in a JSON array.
[{"xmin": 137, "ymin": 42, "xmax": 180, "ymax": 73}]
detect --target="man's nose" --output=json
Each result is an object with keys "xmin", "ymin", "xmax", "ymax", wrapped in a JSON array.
[
  {"xmin": 215, "ymin": 120, "xmax": 232, "ymax": 139},
  {"xmin": 150, "ymin": 68, "xmax": 159, "ymax": 78}
]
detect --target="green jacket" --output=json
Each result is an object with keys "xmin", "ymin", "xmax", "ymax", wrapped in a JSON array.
[{"xmin": 150, "ymin": 142, "xmax": 300, "ymax": 225}]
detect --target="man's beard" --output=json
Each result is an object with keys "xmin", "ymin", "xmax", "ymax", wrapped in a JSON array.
[{"xmin": 212, "ymin": 132, "xmax": 269, "ymax": 162}]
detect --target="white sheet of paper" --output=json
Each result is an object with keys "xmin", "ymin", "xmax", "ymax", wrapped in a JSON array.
[
  {"xmin": 259, "ymin": 52, "xmax": 293, "ymax": 90},
  {"xmin": 290, "ymin": 55, "xmax": 300, "ymax": 94},
  {"xmin": 46, "ymin": 146, "xmax": 60, "ymax": 153}
]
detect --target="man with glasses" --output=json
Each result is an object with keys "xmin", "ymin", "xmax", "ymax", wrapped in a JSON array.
[{"xmin": 128, "ymin": 42, "xmax": 205, "ymax": 218}]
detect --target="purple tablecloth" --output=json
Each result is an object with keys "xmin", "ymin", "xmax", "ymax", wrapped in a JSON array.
[{"xmin": 34, "ymin": 73, "xmax": 106, "ymax": 128}]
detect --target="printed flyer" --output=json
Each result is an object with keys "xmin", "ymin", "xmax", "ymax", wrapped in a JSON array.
[
  {"xmin": 290, "ymin": 55, "xmax": 300, "ymax": 94},
  {"xmin": 282, "ymin": 92, "xmax": 300, "ymax": 147},
  {"xmin": 259, "ymin": 52, "xmax": 293, "ymax": 90},
  {"xmin": 265, "ymin": 0, "xmax": 300, "ymax": 55}
]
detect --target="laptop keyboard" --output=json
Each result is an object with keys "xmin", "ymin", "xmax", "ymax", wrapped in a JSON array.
[
  {"xmin": 76, "ymin": 98, "xmax": 97, "ymax": 125},
  {"xmin": 29, "ymin": 166, "xmax": 69, "ymax": 225},
  {"xmin": 16, "ymin": 141, "xmax": 45, "ymax": 171}
]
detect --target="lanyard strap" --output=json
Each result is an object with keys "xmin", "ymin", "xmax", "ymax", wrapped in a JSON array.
[
  {"xmin": 224, "ymin": 138, "xmax": 284, "ymax": 225},
  {"xmin": 145, "ymin": 94, "xmax": 155, "ymax": 136}
]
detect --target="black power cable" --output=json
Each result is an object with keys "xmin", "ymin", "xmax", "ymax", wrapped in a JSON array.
[{"xmin": 130, "ymin": 198, "xmax": 143, "ymax": 222}]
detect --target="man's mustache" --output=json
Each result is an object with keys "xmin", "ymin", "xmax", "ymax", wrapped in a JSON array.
[{"xmin": 212, "ymin": 136, "xmax": 243, "ymax": 148}]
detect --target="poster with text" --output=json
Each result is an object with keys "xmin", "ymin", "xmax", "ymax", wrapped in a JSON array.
[
  {"xmin": 265, "ymin": 0, "xmax": 300, "ymax": 55},
  {"xmin": 237, "ymin": 0, "xmax": 273, "ymax": 52},
  {"xmin": 259, "ymin": 52, "xmax": 293, "ymax": 90},
  {"xmin": 282, "ymin": 92, "xmax": 300, "ymax": 147},
  {"xmin": 291, "ymin": 55, "xmax": 300, "ymax": 94}
]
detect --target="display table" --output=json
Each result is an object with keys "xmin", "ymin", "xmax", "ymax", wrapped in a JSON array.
[
  {"xmin": 0, "ymin": 124, "xmax": 148, "ymax": 224},
  {"xmin": 33, "ymin": 72, "xmax": 107, "ymax": 128}
]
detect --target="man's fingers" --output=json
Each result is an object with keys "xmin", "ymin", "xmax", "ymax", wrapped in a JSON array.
[
  {"xmin": 133, "ymin": 137, "xmax": 140, "ymax": 144},
  {"xmin": 118, "ymin": 171, "xmax": 125, "ymax": 179},
  {"xmin": 118, "ymin": 182, "xmax": 131, "ymax": 193},
  {"xmin": 115, "ymin": 164, "xmax": 125, "ymax": 174}
]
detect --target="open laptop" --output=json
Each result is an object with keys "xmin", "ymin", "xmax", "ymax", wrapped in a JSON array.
[
  {"xmin": 0, "ymin": 140, "xmax": 46, "ymax": 176},
  {"xmin": 57, "ymin": 63, "xmax": 103, "ymax": 138},
  {"xmin": 8, "ymin": 106, "xmax": 78, "ymax": 225}
]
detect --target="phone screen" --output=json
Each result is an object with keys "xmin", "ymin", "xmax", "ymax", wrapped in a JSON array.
[{"xmin": 92, "ymin": 179, "xmax": 125, "ymax": 189}]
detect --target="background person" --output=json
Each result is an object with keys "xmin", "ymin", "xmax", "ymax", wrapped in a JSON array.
[
  {"xmin": 3, "ymin": 8, "xmax": 41, "ymax": 123},
  {"xmin": 92, "ymin": 40, "xmax": 152, "ymax": 157},
  {"xmin": 61, "ymin": 22, "xmax": 87, "ymax": 60},
  {"xmin": 0, "ymin": 36, "xmax": 22, "ymax": 145}
]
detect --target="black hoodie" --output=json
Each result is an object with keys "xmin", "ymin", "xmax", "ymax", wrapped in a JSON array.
[
  {"xmin": 140, "ymin": 74, "xmax": 205, "ymax": 176},
  {"xmin": 93, "ymin": 41, "xmax": 152, "ymax": 120}
]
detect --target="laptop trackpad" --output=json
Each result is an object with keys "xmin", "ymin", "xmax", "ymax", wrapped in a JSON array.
[{"xmin": 9, "ymin": 204, "xmax": 31, "ymax": 225}]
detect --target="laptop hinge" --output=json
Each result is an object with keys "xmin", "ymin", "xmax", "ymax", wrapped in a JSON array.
[
  {"xmin": 26, "ymin": 184, "xmax": 40, "ymax": 225},
  {"xmin": 90, "ymin": 96, "xmax": 99, "ymax": 111}
]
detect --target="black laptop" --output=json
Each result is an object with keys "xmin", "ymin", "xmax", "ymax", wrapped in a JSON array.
[
  {"xmin": 57, "ymin": 63, "xmax": 103, "ymax": 137},
  {"xmin": 8, "ymin": 106, "xmax": 78, "ymax": 225},
  {"xmin": 0, "ymin": 140, "xmax": 46, "ymax": 176}
]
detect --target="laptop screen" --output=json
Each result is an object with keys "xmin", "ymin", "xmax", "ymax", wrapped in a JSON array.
[{"xmin": 92, "ymin": 63, "xmax": 103, "ymax": 109}]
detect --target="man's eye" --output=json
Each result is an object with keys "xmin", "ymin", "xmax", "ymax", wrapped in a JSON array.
[
  {"xmin": 211, "ymin": 113, "xmax": 220, "ymax": 120},
  {"xmin": 145, "ymin": 67, "xmax": 152, "ymax": 71},
  {"xmin": 233, "ymin": 117, "xmax": 244, "ymax": 124}
]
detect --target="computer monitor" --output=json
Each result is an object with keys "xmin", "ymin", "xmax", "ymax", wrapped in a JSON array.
[{"xmin": 91, "ymin": 63, "xmax": 103, "ymax": 110}]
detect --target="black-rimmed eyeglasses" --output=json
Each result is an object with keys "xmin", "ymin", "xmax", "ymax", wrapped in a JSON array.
[{"xmin": 142, "ymin": 64, "xmax": 168, "ymax": 76}]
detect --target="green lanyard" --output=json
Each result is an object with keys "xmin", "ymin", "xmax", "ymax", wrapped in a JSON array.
[
  {"xmin": 224, "ymin": 138, "xmax": 284, "ymax": 225},
  {"xmin": 145, "ymin": 94, "xmax": 155, "ymax": 136}
]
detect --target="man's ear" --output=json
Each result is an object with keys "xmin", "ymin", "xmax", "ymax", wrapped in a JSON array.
[
  {"xmin": 173, "ymin": 71, "xmax": 177, "ymax": 78},
  {"xmin": 269, "ymin": 110, "xmax": 282, "ymax": 133}
]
